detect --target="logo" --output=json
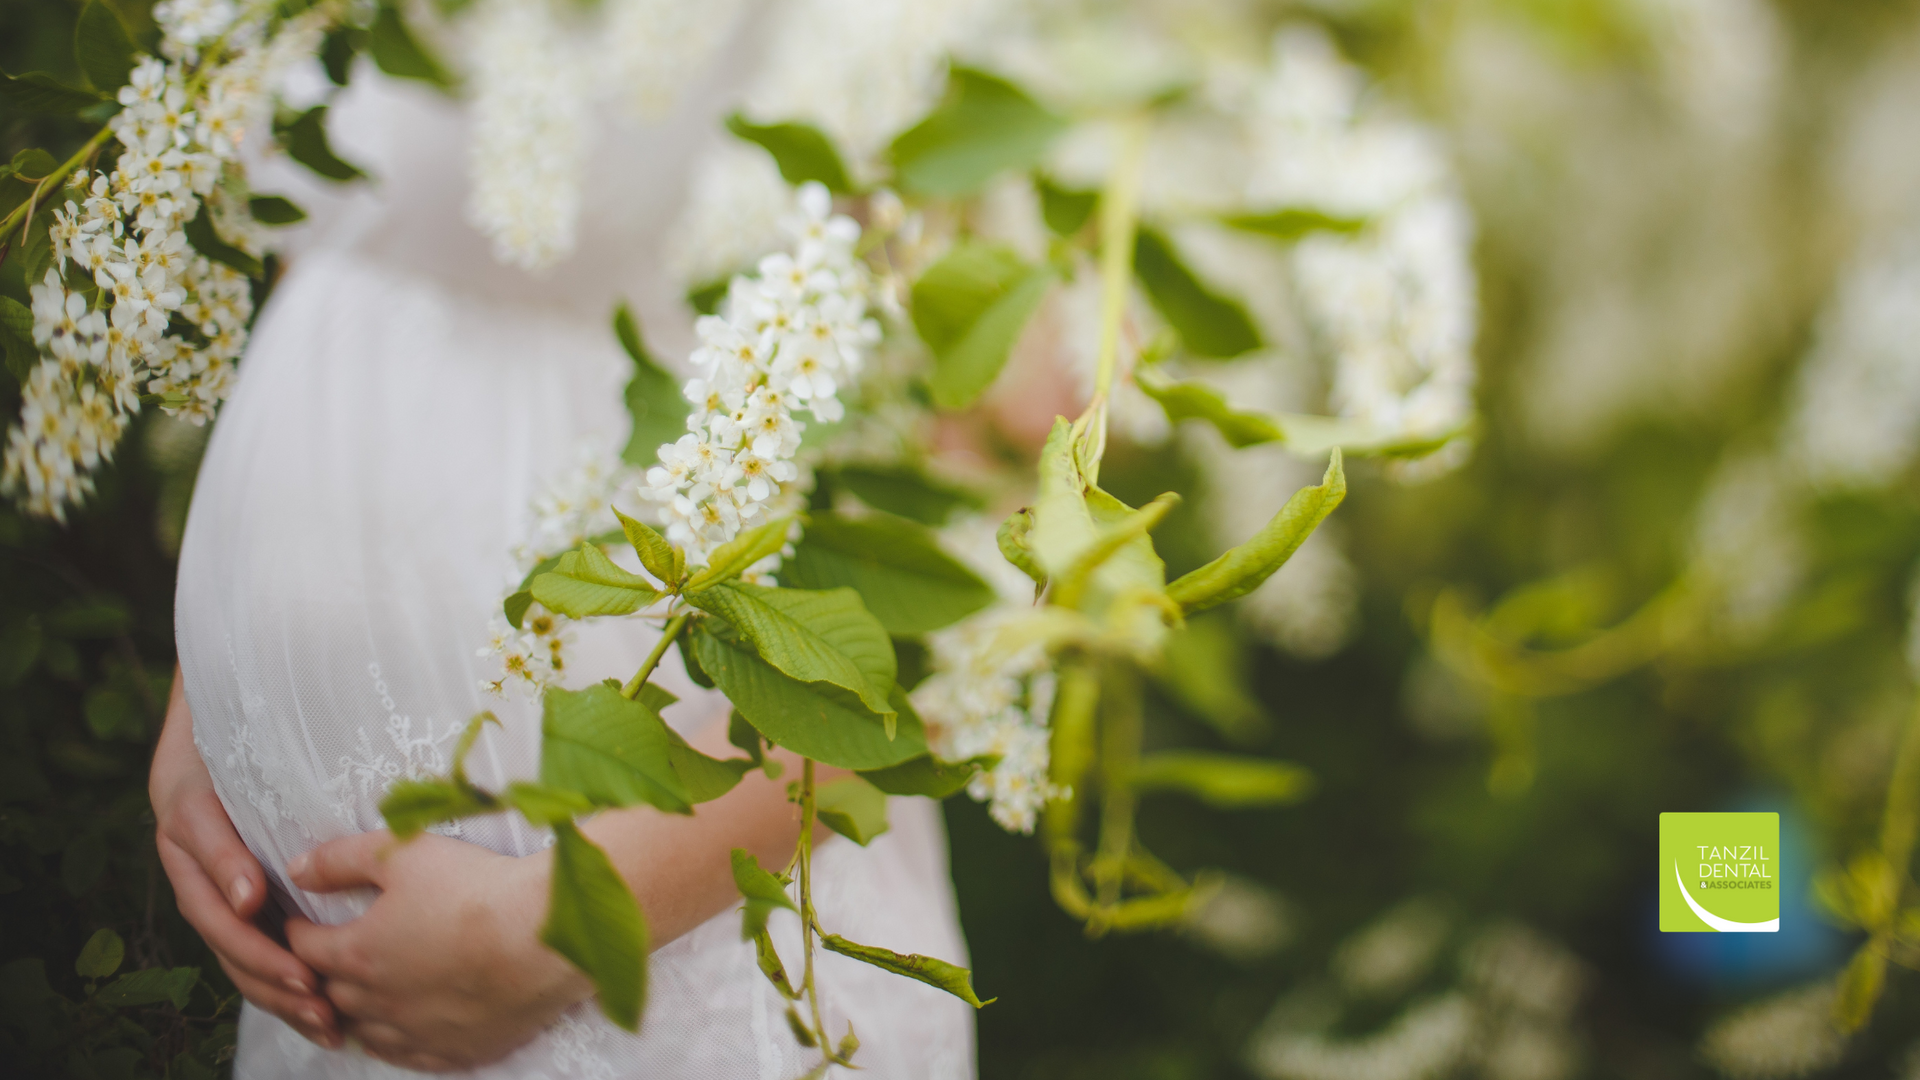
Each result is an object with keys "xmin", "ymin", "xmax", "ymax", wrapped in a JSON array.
[{"xmin": 1659, "ymin": 812, "xmax": 1779, "ymax": 932}]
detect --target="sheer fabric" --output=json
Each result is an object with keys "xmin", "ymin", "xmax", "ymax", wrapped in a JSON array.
[{"xmin": 172, "ymin": 53, "xmax": 974, "ymax": 1080}]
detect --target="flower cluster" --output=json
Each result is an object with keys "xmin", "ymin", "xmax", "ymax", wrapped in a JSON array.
[
  {"xmin": 483, "ymin": 447, "xmax": 638, "ymax": 697},
  {"xmin": 912, "ymin": 610, "xmax": 1063, "ymax": 834},
  {"xmin": 1, "ymin": 5, "xmax": 330, "ymax": 520},
  {"xmin": 643, "ymin": 182, "xmax": 879, "ymax": 570},
  {"xmin": 465, "ymin": 0, "xmax": 586, "ymax": 271}
]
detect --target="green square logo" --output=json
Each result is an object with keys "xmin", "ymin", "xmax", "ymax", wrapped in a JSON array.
[{"xmin": 1659, "ymin": 812, "xmax": 1780, "ymax": 932}]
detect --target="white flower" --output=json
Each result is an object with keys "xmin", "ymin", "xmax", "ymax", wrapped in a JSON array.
[
  {"xmin": 643, "ymin": 183, "xmax": 875, "ymax": 570},
  {"xmin": 465, "ymin": 0, "xmax": 587, "ymax": 271}
]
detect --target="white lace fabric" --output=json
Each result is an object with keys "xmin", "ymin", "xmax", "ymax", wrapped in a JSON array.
[{"xmin": 172, "ymin": 60, "xmax": 975, "ymax": 1080}]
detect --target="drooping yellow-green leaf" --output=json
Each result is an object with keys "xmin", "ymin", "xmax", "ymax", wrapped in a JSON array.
[
  {"xmin": 1165, "ymin": 451, "xmax": 1345, "ymax": 614},
  {"xmin": 683, "ymin": 517, "xmax": 792, "ymax": 593},
  {"xmin": 814, "ymin": 778, "xmax": 890, "ymax": 846},
  {"xmin": 820, "ymin": 934, "xmax": 994, "ymax": 1008},
  {"xmin": 686, "ymin": 583, "xmax": 896, "ymax": 724},
  {"xmin": 911, "ymin": 242, "xmax": 1055, "ymax": 409},
  {"xmin": 540, "ymin": 683, "xmax": 692, "ymax": 814},
  {"xmin": 1127, "ymin": 751, "xmax": 1314, "ymax": 809},
  {"xmin": 785, "ymin": 514, "xmax": 996, "ymax": 635},
  {"xmin": 691, "ymin": 625, "xmax": 926, "ymax": 770},
  {"xmin": 614, "ymin": 507, "xmax": 680, "ymax": 586},
  {"xmin": 1051, "ymin": 492, "xmax": 1180, "ymax": 609},
  {"xmin": 1223, "ymin": 207, "xmax": 1368, "ymax": 241},
  {"xmin": 543, "ymin": 822, "xmax": 647, "ymax": 1031},
  {"xmin": 730, "ymin": 848, "xmax": 796, "ymax": 941},
  {"xmin": 1137, "ymin": 370, "xmax": 1465, "ymax": 458},
  {"xmin": 996, "ymin": 508, "xmax": 1046, "ymax": 593},
  {"xmin": 531, "ymin": 544, "xmax": 660, "ymax": 618},
  {"xmin": 1135, "ymin": 371, "xmax": 1285, "ymax": 449}
]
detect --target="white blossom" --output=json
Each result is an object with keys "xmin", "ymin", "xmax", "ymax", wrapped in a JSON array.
[
  {"xmin": 465, "ymin": 0, "xmax": 587, "ymax": 271},
  {"xmin": 3, "ymin": 5, "xmax": 330, "ymax": 520},
  {"xmin": 642, "ymin": 183, "xmax": 877, "ymax": 572}
]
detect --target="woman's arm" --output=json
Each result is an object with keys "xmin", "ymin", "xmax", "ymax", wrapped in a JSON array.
[
  {"xmin": 150, "ymin": 668, "xmax": 343, "ymax": 1049},
  {"xmin": 281, "ymin": 709, "xmax": 843, "ymax": 1073}
]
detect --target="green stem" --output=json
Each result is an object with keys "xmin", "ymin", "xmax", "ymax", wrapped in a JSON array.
[
  {"xmin": 3, "ymin": 127, "xmax": 114, "ymax": 242},
  {"xmin": 796, "ymin": 759, "xmax": 833, "ymax": 1061},
  {"xmin": 620, "ymin": 612, "xmax": 689, "ymax": 699},
  {"xmin": 1072, "ymin": 114, "xmax": 1148, "ymax": 485},
  {"xmin": 1878, "ymin": 695, "xmax": 1920, "ymax": 920},
  {"xmin": 1090, "ymin": 664, "xmax": 1141, "ymax": 934}
]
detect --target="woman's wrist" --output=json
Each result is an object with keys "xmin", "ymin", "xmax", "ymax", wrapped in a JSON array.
[{"xmin": 501, "ymin": 848, "xmax": 595, "ymax": 1009}]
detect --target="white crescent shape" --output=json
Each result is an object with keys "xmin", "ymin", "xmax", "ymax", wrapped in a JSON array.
[{"xmin": 1674, "ymin": 860, "xmax": 1779, "ymax": 932}]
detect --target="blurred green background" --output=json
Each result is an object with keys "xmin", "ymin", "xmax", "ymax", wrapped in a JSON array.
[{"xmin": 6, "ymin": 0, "xmax": 1920, "ymax": 1077}]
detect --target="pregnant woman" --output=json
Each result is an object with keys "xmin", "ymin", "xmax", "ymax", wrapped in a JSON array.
[{"xmin": 143, "ymin": 45, "xmax": 974, "ymax": 1080}]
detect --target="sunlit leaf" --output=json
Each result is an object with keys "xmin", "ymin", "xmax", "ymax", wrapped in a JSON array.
[
  {"xmin": 890, "ymin": 67, "xmax": 1066, "ymax": 197},
  {"xmin": 380, "ymin": 778, "xmax": 498, "ymax": 838},
  {"xmin": 1223, "ymin": 207, "xmax": 1367, "ymax": 241},
  {"xmin": 785, "ymin": 514, "xmax": 995, "ymax": 635},
  {"xmin": 531, "ymin": 544, "xmax": 659, "ymax": 618},
  {"xmin": 540, "ymin": 683, "xmax": 692, "ymax": 814},
  {"xmin": 686, "ymin": 583, "xmax": 896, "ymax": 722},
  {"xmin": 683, "ymin": 517, "xmax": 792, "ymax": 593},
  {"xmin": 614, "ymin": 507, "xmax": 679, "ymax": 586}
]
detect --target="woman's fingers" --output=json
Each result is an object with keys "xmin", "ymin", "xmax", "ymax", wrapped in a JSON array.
[
  {"xmin": 157, "ymin": 831, "xmax": 325, "ymax": 999},
  {"xmin": 161, "ymin": 787, "xmax": 267, "ymax": 919},
  {"xmin": 285, "ymin": 914, "xmax": 376, "ymax": 984},
  {"xmin": 214, "ymin": 954, "xmax": 343, "ymax": 1050},
  {"xmin": 287, "ymin": 830, "xmax": 393, "ymax": 895}
]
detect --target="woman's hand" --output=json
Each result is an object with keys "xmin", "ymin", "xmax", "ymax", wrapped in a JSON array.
[
  {"xmin": 284, "ymin": 831, "xmax": 590, "ymax": 1073},
  {"xmin": 150, "ymin": 669, "xmax": 342, "ymax": 1049}
]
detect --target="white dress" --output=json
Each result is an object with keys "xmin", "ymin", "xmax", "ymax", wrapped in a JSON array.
[{"xmin": 171, "ymin": 56, "xmax": 976, "ymax": 1080}]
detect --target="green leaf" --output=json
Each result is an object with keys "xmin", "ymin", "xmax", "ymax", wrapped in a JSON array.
[
  {"xmin": 95, "ymin": 966, "xmax": 197, "ymax": 1009},
  {"xmin": 613, "ymin": 507, "xmax": 679, "ymax": 585},
  {"xmin": 859, "ymin": 754, "xmax": 989, "ymax": 798},
  {"xmin": 9, "ymin": 149, "xmax": 57, "ymax": 179},
  {"xmin": 752, "ymin": 926, "xmax": 796, "ymax": 998},
  {"xmin": 1050, "ymin": 492, "xmax": 1180, "ymax": 609},
  {"xmin": 785, "ymin": 514, "xmax": 995, "ymax": 635},
  {"xmin": 725, "ymin": 114, "xmax": 854, "ymax": 194},
  {"xmin": 819, "ymin": 934, "xmax": 993, "ymax": 1008},
  {"xmin": 20, "ymin": 205, "xmax": 54, "ymax": 286},
  {"xmin": 1036, "ymin": 175, "xmax": 1096, "ymax": 237},
  {"xmin": 1134, "ymin": 371, "xmax": 1284, "ymax": 448},
  {"xmin": 1133, "ymin": 228, "xmax": 1260, "ymax": 358},
  {"xmin": 543, "ymin": 821, "xmax": 647, "ymax": 1032},
  {"xmin": 183, "ymin": 199, "xmax": 264, "ymax": 279},
  {"xmin": 687, "ymin": 583, "xmax": 896, "ymax": 722},
  {"xmin": 531, "ymin": 544, "xmax": 660, "ymax": 618},
  {"xmin": 814, "ymin": 778, "xmax": 889, "ymax": 846},
  {"xmin": 687, "ymin": 277, "xmax": 729, "ymax": 316},
  {"xmin": 2, "ymin": 297, "xmax": 39, "ymax": 386},
  {"xmin": 380, "ymin": 778, "xmax": 498, "ymax": 838},
  {"xmin": 613, "ymin": 304, "xmax": 691, "ymax": 469},
  {"xmin": 75, "ymin": 928, "xmax": 123, "ymax": 979},
  {"xmin": 368, "ymin": 2, "xmax": 454, "ymax": 89},
  {"xmin": 1127, "ymin": 751, "xmax": 1313, "ymax": 809},
  {"xmin": 728, "ymin": 710, "xmax": 766, "ymax": 768},
  {"xmin": 683, "ymin": 517, "xmax": 792, "ymax": 593},
  {"xmin": 911, "ymin": 242, "xmax": 1053, "ymax": 409},
  {"xmin": 1223, "ymin": 207, "xmax": 1367, "ymax": 241},
  {"xmin": 730, "ymin": 848, "xmax": 796, "ymax": 940},
  {"xmin": 500, "ymin": 781, "xmax": 595, "ymax": 827},
  {"xmin": 278, "ymin": 105, "xmax": 367, "ymax": 182},
  {"xmin": 1165, "ymin": 451, "xmax": 1344, "ymax": 614},
  {"xmin": 540, "ymin": 683, "xmax": 692, "ymax": 814},
  {"xmin": 890, "ymin": 67, "xmax": 1066, "ymax": 198},
  {"xmin": 691, "ymin": 624, "xmax": 927, "ymax": 770},
  {"xmin": 826, "ymin": 463, "xmax": 983, "ymax": 526},
  {"xmin": 320, "ymin": 27, "xmax": 357, "ymax": 85},
  {"xmin": 661, "ymin": 728, "xmax": 755, "ymax": 804},
  {"xmin": 0, "ymin": 68, "xmax": 107, "ymax": 117},
  {"xmin": 1028, "ymin": 420, "xmax": 1167, "ymax": 614},
  {"xmin": 996, "ymin": 508, "xmax": 1046, "ymax": 593},
  {"xmin": 74, "ymin": 1, "xmax": 137, "ymax": 93},
  {"xmin": 247, "ymin": 195, "xmax": 307, "ymax": 225}
]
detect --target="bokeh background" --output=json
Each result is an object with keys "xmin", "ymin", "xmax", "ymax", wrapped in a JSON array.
[{"xmin": 6, "ymin": 0, "xmax": 1920, "ymax": 1077}]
